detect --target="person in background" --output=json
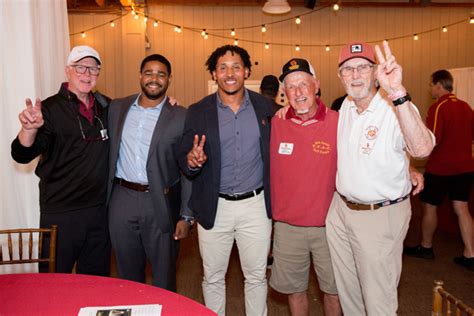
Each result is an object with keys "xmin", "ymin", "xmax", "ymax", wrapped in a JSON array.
[
  {"xmin": 107, "ymin": 54, "xmax": 193, "ymax": 291},
  {"xmin": 270, "ymin": 58, "xmax": 342, "ymax": 316},
  {"xmin": 11, "ymin": 45, "xmax": 111, "ymax": 275},
  {"xmin": 260, "ymin": 74, "xmax": 282, "ymax": 114},
  {"xmin": 404, "ymin": 69, "xmax": 473, "ymax": 271},
  {"xmin": 325, "ymin": 41, "xmax": 434, "ymax": 315},
  {"xmin": 330, "ymin": 94, "xmax": 347, "ymax": 112},
  {"xmin": 179, "ymin": 45, "xmax": 273, "ymax": 316}
]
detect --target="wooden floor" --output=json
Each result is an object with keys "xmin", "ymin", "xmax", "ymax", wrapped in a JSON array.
[{"xmin": 111, "ymin": 201, "xmax": 474, "ymax": 315}]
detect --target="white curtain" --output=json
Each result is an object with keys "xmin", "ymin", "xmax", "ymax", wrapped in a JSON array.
[
  {"xmin": 0, "ymin": 0, "xmax": 69, "ymax": 273},
  {"xmin": 449, "ymin": 67, "xmax": 474, "ymax": 109}
]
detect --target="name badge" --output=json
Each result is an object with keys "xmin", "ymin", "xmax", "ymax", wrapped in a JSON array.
[{"xmin": 278, "ymin": 142, "xmax": 294, "ymax": 155}]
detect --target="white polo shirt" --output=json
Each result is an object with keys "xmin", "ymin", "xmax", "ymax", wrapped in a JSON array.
[{"xmin": 336, "ymin": 91, "xmax": 414, "ymax": 203}]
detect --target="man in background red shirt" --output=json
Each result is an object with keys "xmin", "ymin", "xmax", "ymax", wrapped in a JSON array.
[{"xmin": 404, "ymin": 69, "xmax": 474, "ymax": 272}]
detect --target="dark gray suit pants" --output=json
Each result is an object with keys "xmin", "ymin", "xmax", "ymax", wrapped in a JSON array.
[{"xmin": 109, "ymin": 184, "xmax": 179, "ymax": 291}]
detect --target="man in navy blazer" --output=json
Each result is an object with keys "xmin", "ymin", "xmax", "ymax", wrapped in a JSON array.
[
  {"xmin": 179, "ymin": 45, "xmax": 273, "ymax": 316},
  {"xmin": 107, "ymin": 54, "xmax": 193, "ymax": 291}
]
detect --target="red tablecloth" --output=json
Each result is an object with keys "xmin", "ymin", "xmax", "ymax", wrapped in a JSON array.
[{"xmin": 0, "ymin": 273, "xmax": 216, "ymax": 316}]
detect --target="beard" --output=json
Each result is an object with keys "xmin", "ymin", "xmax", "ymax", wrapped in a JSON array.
[
  {"xmin": 346, "ymin": 83, "xmax": 371, "ymax": 101},
  {"xmin": 141, "ymin": 82, "xmax": 166, "ymax": 100}
]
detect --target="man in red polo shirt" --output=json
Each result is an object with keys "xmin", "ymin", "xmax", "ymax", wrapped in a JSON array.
[
  {"xmin": 269, "ymin": 58, "xmax": 342, "ymax": 315},
  {"xmin": 404, "ymin": 69, "xmax": 474, "ymax": 271}
]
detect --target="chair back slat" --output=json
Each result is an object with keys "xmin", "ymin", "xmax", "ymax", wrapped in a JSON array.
[
  {"xmin": 0, "ymin": 225, "xmax": 57, "ymax": 273},
  {"xmin": 7, "ymin": 233, "xmax": 13, "ymax": 260},
  {"xmin": 432, "ymin": 280, "xmax": 474, "ymax": 316}
]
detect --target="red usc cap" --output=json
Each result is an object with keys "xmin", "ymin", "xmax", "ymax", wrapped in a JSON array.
[{"xmin": 338, "ymin": 42, "xmax": 376, "ymax": 66}]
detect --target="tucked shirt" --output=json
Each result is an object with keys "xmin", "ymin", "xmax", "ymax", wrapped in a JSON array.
[
  {"xmin": 217, "ymin": 90, "xmax": 263, "ymax": 193},
  {"xmin": 116, "ymin": 95, "xmax": 166, "ymax": 184},
  {"xmin": 425, "ymin": 93, "xmax": 473, "ymax": 175},
  {"xmin": 336, "ymin": 91, "xmax": 414, "ymax": 203}
]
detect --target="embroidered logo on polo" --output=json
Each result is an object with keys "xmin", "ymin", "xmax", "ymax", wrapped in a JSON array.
[
  {"xmin": 361, "ymin": 125, "xmax": 379, "ymax": 155},
  {"xmin": 278, "ymin": 142, "xmax": 294, "ymax": 155},
  {"xmin": 313, "ymin": 141, "xmax": 330, "ymax": 154},
  {"xmin": 365, "ymin": 125, "xmax": 378, "ymax": 140}
]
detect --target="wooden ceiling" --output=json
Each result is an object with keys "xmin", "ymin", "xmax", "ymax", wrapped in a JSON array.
[{"xmin": 67, "ymin": 0, "xmax": 474, "ymax": 13}]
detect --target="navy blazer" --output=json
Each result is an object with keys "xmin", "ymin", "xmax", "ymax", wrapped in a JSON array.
[{"xmin": 179, "ymin": 89, "xmax": 273, "ymax": 229}]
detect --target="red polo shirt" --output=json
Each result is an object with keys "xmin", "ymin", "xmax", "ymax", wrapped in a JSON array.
[{"xmin": 425, "ymin": 93, "xmax": 473, "ymax": 175}]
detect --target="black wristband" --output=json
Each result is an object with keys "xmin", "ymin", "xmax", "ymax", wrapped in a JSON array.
[{"xmin": 392, "ymin": 93, "xmax": 411, "ymax": 106}]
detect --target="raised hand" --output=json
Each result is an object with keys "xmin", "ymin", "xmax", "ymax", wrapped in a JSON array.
[
  {"xmin": 187, "ymin": 134, "xmax": 207, "ymax": 168},
  {"xmin": 19, "ymin": 98, "xmax": 44, "ymax": 131},
  {"xmin": 374, "ymin": 40, "xmax": 405, "ymax": 95}
]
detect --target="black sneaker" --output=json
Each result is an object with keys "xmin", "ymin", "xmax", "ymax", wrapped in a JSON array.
[
  {"xmin": 403, "ymin": 245, "xmax": 435, "ymax": 260},
  {"xmin": 453, "ymin": 255, "xmax": 474, "ymax": 271}
]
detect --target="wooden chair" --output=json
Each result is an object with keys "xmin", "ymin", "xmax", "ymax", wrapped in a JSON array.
[
  {"xmin": 0, "ymin": 225, "xmax": 57, "ymax": 272},
  {"xmin": 432, "ymin": 280, "xmax": 474, "ymax": 316}
]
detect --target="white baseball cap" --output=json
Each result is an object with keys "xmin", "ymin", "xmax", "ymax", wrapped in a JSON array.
[{"xmin": 67, "ymin": 45, "xmax": 102, "ymax": 65}]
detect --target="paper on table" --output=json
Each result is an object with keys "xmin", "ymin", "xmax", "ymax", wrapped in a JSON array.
[{"xmin": 78, "ymin": 304, "xmax": 162, "ymax": 316}]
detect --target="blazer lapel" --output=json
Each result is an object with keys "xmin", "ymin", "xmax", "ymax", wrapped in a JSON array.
[{"xmin": 147, "ymin": 100, "xmax": 173, "ymax": 161}]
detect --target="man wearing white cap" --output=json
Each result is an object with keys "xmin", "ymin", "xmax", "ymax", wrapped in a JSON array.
[
  {"xmin": 11, "ymin": 45, "xmax": 111, "ymax": 275},
  {"xmin": 325, "ymin": 41, "xmax": 434, "ymax": 315},
  {"xmin": 270, "ymin": 58, "xmax": 342, "ymax": 315}
]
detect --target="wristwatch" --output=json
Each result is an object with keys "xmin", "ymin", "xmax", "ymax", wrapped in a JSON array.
[
  {"xmin": 392, "ymin": 93, "xmax": 412, "ymax": 107},
  {"xmin": 181, "ymin": 215, "xmax": 195, "ymax": 226}
]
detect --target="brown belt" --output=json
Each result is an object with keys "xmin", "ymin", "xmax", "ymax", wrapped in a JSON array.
[
  {"xmin": 113, "ymin": 177, "xmax": 149, "ymax": 192},
  {"xmin": 338, "ymin": 193, "xmax": 409, "ymax": 211}
]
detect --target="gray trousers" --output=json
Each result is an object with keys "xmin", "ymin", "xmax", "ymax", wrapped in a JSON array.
[{"xmin": 109, "ymin": 184, "xmax": 179, "ymax": 291}]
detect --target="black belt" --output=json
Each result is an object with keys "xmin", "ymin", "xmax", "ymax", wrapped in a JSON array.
[
  {"xmin": 114, "ymin": 177, "xmax": 150, "ymax": 192},
  {"xmin": 338, "ymin": 193, "xmax": 409, "ymax": 211},
  {"xmin": 219, "ymin": 187, "xmax": 263, "ymax": 201}
]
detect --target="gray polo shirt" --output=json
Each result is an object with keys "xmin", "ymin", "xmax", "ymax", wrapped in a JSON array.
[{"xmin": 217, "ymin": 90, "xmax": 263, "ymax": 194}]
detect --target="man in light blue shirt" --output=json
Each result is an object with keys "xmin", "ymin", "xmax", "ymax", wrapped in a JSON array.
[{"xmin": 107, "ymin": 54, "xmax": 193, "ymax": 291}]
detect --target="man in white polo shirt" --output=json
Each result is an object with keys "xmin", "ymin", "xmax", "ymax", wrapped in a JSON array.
[{"xmin": 325, "ymin": 41, "xmax": 434, "ymax": 315}]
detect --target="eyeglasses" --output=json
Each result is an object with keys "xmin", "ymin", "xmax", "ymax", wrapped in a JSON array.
[
  {"xmin": 71, "ymin": 65, "xmax": 101, "ymax": 76},
  {"xmin": 339, "ymin": 64, "xmax": 374, "ymax": 77}
]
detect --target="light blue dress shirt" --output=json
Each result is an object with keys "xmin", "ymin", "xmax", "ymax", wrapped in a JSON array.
[{"xmin": 115, "ymin": 95, "xmax": 166, "ymax": 184}]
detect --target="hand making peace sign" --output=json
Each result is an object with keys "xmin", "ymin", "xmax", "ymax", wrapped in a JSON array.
[
  {"xmin": 19, "ymin": 98, "xmax": 44, "ymax": 131},
  {"xmin": 374, "ymin": 40, "xmax": 406, "ymax": 96},
  {"xmin": 186, "ymin": 134, "xmax": 207, "ymax": 168}
]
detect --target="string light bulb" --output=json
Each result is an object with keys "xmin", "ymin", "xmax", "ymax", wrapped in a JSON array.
[
  {"xmin": 81, "ymin": 32, "xmax": 86, "ymax": 38},
  {"xmin": 333, "ymin": 3, "xmax": 340, "ymax": 11},
  {"xmin": 134, "ymin": 14, "xmax": 139, "ymax": 20},
  {"xmin": 131, "ymin": 10, "xmax": 136, "ymax": 16},
  {"xmin": 325, "ymin": 45, "xmax": 330, "ymax": 52},
  {"xmin": 110, "ymin": 21, "xmax": 115, "ymax": 27},
  {"xmin": 295, "ymin": 45, "xmax": 300, "ymax": 51},
  {"xmin": 231, "ymin": 29, "xmax": 236, "ymax": 37},
  {"xmin": 470, "ymin": 17, "xmax": 474, "ymax": 24},
  {"xmin": 261, "ymin": 25, "xmax": 267, "ymax": 33},
  {"xmin": 174, "ymin": 26, "xmax": 182, "ymax": 33},
  {"xmin": 144, "ymin": 16, "xmax": 148, "ymax": 23},
  {"xmin": 153, "ymin": 20, "xmax": 158, "ymax": 27},
  {"xmin": 234, "ymin": 39, "xmax": 239, "ymax": 46},
  {"xmin": 201, "ymin": 29, "xmax": 206, "ymax": 36},
  {"xmin": 442, "ymin": 26, "xmax": 447, "ymax": 32},
  {"xmin": 295, "ymin": 16, "xmax": 301, "ymax": 25},
  {"xmin": 414, "ymin": 34, "xmax": 419, "ymax": 40},
  {"xmin": 204, "ymin": 33, "xmax": 209, "ymax": 39},
  {"xmin": 265, "ymin": 43, "xmax": 270, "ymax": 49}
]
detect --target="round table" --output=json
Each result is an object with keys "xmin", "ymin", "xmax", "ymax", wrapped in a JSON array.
[{"xmin": 0, "ymin": 273, "xmax": 216, "ymax": 315}]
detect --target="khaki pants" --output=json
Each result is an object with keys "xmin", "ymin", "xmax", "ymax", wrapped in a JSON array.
[
  {"xmin": 326, "ymin": 192, "xmax": 411, "ymax": 316},
  {"xmin": 198, "ymin": 193, "xmax": 272, "ymax": 316}
]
